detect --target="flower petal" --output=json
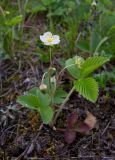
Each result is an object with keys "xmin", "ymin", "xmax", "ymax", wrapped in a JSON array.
[
  {"xmin": 52, "ymin": 35, "xmax": 60, "ymax": 44},
  {"xmin": 53, "ymin": 35, "xmax": 60, "ymax": 41},
  {"xmin": 52, "ymin": 39, "xmax": 60, "ymax": 44},
  {"xmin": 44, "ymin": 32, "xmax": 52, "ymax": 37},
  {"xmin": 40, "ymin": 35, "xmax": 46, "ymax": 43},
  {"xmin": 44, "ymin": 42, "xmax": 53, "ymax": 46}
]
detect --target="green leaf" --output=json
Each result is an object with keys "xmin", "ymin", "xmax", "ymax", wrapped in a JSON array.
[
  {"xmin": 25, "ymin": 1, "xmax": 46, "ymax": 13},
  {"xmin": 79, "ymin": 56, "xmax": 109, "ymax": 78},
  {"xmin": 6, "ymin": 15, "xmax": 23, "ymax": 26},
  {"xmin": 74, "ymin": 78, "xmax": 98, "ymax": 103},
  {"xmin": 53, "ymin": 89, "xmax": 67, "ymax": 104},
  {"xmin": 90, "ymin": 30, "xmax": 101, "ymax": 53},
  {"xmin": 28, "ymin": 87, "xmax": 53, "ymax": 124},
  {"xmin": 65, "ymin": 56, "xmax": 83, "ymax": 79},
  {"xmin": 108, "ymin": 26, "xmax": 115, "ymax": 37},
  {"xmin": 17, "ymin": 94, "xmax": 40, "ymax": 110},
  {"xmin": 100, "ymin": 12, "xmax": 115, "ymax": 35},
  {"xmin": 94, "ymin": 37, "xmax": 108, "ymax": 55},
  {"xmin": 28, "ymin": 87, "xmax": 49, "ymax": 106},
  {"xmin": 17, "ymin": 87, "xmax": 53, "ymax": 124},
  {"xmin": 76, "ymin": 40, "xmax": 90, "ymax": 53},
  {"xmin": 40, "ymin": 105, "xmax": 53, "ymax": 124},
  {"xmin": 48, "ymin": 7, "xmax": 65, "ymax": 16},
  {"xmin": 94, "ymin": 69, "xmax": 115, "ymax": 89},
  {"xmin": 42, "ymin": 0, "xmax": 55, "ymax": 6},
  {"xmin": 28, "ymin": 87, "xmax": 40, "ymax": 96},
  {"xmin": 31, "ymin": 5, "xmax": 46, "ymax": 13}
]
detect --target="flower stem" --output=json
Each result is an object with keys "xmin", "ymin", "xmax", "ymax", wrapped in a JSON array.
[
  {"xmin": 49, "ymin": 47, "xmax": 52, "ymax": 66},
  {"xmin": 48, "ymin": 47, "xmax": 53, "ymax": 104},
  {"xmin": 0, "ymin": 6, "xmax": 5, "ymax": 17}
]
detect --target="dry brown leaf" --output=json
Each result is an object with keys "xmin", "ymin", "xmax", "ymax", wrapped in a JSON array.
[{"xmin": 84, "ymin": 111, "xmax": 97, "ymax": 129}]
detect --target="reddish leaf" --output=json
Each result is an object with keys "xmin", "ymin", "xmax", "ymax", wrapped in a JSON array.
[
  {"xmin": 67, "ymin": 111, "xmax": 78, "ymax": 128},
  {"xmin": 64, "ymin": 129, "xmax": 76, "ymax": 144},
  {"xmin": 76, "ymin": 122, "xmax": 91, "ymax": 133}
]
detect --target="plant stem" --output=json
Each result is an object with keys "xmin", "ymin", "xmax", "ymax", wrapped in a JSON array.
[
  {"xmin": 49, "ymin": 6, "xmax": 53, "ymax": 32},
  {"xmin": 51, "ymin": 86, "xmax": 75, "ymax": 126},
  {"xmin": 48, "ymin": 68, "xmax": 52, "ymax": 99},
  {"xmin": 49, "ymin": 47, "xmax": 52, "ymax": 66},
  {"xmin": 12, "ymin": 26, "xmax": 15, "ymax": 57},
  {"xmin": 48, "ymin": 47, "xmax": 53, "ymax": 104},
  {"xmin": 0, "ymin": 6, "xmax": 5, "ymax": 17},
  {"xmin": 76, "ymin": 32, "xmax": 81, "ymax": 46},
  {"xmin": 94, "ymin": 37, "xmax": 108, "ymax": 56},
  {"xmin": 57, "ymin": 63, "xmax": 77, "ymax": 82}
]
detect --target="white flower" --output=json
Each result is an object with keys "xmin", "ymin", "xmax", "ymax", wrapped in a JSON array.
[{"xmin": 40, "ymin": 32, "xmax": 60, "ymax": 46}]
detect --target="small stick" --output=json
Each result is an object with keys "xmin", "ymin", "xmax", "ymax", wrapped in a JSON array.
[
  {"xmin": 15, "ymin": 123, "xmax": 43, "ymax": 160},
  {"xmin": 101, "ymin": 114, "xmax": 115, "ymax": 136}
]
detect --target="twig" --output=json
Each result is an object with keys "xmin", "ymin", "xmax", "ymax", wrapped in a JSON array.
[
  {"xmin": 101, "ymin": 114, "xmax": 115, "ymax": 136},
  {"xmin": 33, "ymin": 123, "xmax": 44, "ymax": 143},
  {"xmin": 15, "ymin": 147, "xmax": 29, "ymax": 160},
  {"xmin": 0, "ymin": 88, "xmax": 12, "ymax": 98},
  {"xmin": 15, "ymin": 123, "xmax": 43, "ymax": 160},
  {"xmin": 101, "ymin": 121, "xmax": 111, "ymax": 136}
]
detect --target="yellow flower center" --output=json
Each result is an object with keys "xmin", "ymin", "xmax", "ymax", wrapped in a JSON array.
[{"xmin": 47, "ymin": 37, "xmax": 54, "ymax": 42}]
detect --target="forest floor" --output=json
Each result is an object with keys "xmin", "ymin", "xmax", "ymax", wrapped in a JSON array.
[{"xmin": 0, "ymin": 54, "xmax": 115, "ymax": 160}]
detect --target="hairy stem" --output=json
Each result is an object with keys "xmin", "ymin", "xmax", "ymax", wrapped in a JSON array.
[
  {"xmin": 49, "ymin": 47, "xmax": 52, "ymax": 66},
  {"xmin": 48, "ymin": 47, "xmax": 53, "ymax": 105}
]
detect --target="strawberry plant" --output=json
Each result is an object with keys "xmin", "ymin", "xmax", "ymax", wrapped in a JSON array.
[{"xmin": 17, "ymin": 31, "xmax": 109, "ymax": 127}]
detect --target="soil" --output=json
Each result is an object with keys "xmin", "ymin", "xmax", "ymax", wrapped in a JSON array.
[{"xmin": 0, "ymin": 53, "xmax": 115, "ymax": 160}]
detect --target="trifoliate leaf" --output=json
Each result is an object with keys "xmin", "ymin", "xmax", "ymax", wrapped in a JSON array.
[{"xmin": 17, "ymin": 87, "xmax": 53, "ymax": 124}]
